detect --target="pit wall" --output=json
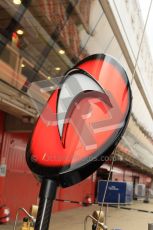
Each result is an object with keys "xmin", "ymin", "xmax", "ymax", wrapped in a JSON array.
[{"xmin": 0, "ymin": 111, "xmax": 151, "ymax": 220}]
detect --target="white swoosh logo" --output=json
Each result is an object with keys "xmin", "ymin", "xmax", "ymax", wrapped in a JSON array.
[{"xmin": 57, "ymin": 71, "xmax": 104, "ymax": 137}]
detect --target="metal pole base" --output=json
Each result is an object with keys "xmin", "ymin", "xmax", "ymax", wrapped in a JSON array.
[{"xmin": 35, "ymin": 179, "xmax": 57, "ymax": 230}]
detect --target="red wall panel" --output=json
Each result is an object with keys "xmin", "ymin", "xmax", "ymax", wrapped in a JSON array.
[
  {"xmin": 0, "ymin": 111, "xmax": 151, "ymax": 220},
  {"xmin": 0, "ymin": 111, "xmax": 4, "ymax": 151},
  {"xmin": 111, "ymin": 164, "xmax": 152, "ymax": 186},
  {"xmin": 0, "ymin": 129, "xmax": 96, "ymax": 219},
  {"xmin": 1, "ymin": 132, "xmax": 40, "ymax": 219},
  {"xmin": 2, "ymin": 133, "xmax": 30, "ymax": 172},
  {"xmin": 0, "ymin": 111, "xmax": 5, "ymax": 204},
  {"xmin": 4, "ymin": 172, "xmax": 40, "ymax": 219},
  {"xmin": 58, "ymin": 176, "xmax": 95, "ymax": 211}
]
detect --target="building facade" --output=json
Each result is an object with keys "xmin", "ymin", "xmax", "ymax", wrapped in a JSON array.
[{"xmin": 0, "ymin": 0, "xmax": 153, "ymax": 220}]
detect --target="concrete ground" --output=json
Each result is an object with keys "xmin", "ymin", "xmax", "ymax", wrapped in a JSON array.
[{"xmin": 1, "ymin": 200, "xmax": 153, "ymax": 230}]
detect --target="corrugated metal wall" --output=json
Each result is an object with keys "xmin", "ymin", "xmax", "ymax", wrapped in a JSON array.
[
  {"xmin": 0, "ymin": 111, "xmax": 4, "ymax": 151},
  {"xmin": 0, "ymin": 132, "xmax": 40, "ymax": 219},
  {"xmin": 0, "ymin": 111, "xmax": 5, "ymax": 204},
  {"xmin": 112, "ymin": 165, "xmax": 152, "ymax": 184},
  {"xmin": 0, "ymin": 110, "xmax": 152, "ymax": 220},
  {"xmin": 0, "ymin": 130, "xmax": 96, "ymax": 219},
  {"xmin": 0, "ymin": 110, "xmax": 96, "ymax": 220},
  {"xmin": 57, "ymin": 175, "xmax": 96, "ymax": 211}
]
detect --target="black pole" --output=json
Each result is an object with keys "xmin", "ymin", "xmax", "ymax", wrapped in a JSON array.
[{"xmin": 35, "ymin": 179, "xmax": 57, "ymax": 230}]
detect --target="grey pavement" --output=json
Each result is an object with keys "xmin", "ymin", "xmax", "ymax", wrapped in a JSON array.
[{"xmin": 1, "ymin": 200, "xmax": 153, "ymax": 230}]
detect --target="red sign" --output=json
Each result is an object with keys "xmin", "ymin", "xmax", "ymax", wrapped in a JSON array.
[{"xmin": 26, "ymin": 54, "xmax": 132, "ymax": 187}]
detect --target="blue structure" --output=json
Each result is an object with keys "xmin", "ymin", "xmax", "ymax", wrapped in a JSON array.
[{"xmin": 97, "ymin": 180, "xmax": 133, "ymax": 204}]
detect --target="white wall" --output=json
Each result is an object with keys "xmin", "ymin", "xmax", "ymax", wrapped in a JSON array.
[{"xmin": 79, "ymin": 0, "xmax": 153, "ymax": 136}]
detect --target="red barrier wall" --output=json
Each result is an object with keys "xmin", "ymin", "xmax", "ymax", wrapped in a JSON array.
[
  {"xmin": 0, "ymin": 111, "xmax": 96, "ymax": 219},
  {"xmin": 0, "ymin": 111, "xmax": 5, "ymax": 204},
  {"xmin": 0, "ymin": 132, "xmax": 40, "ymax": 219},
  {"xmin": 111, "ymin": 164, "xmax": 152, "ymax": 185},
  {"xmin": 0, "ymin": 110, "xmax": 152, "ymax": 220}
]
